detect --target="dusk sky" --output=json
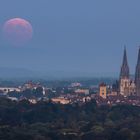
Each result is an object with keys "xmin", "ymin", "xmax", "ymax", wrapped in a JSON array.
[{"xmin": 0, "ymin": 0, "xmax": 140, "ymax": 77}]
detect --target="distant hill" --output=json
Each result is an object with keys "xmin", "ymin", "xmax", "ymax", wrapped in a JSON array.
[
  {"xmin": 0, "ymin": 67, "xmax": 40, "ymax": 79},
  {"xmin": 0, "ymin": 67, "xmax": 119, "ymax": 80}
]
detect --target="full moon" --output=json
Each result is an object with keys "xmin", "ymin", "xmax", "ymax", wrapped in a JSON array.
[{"xmin": 3, "ymin": 18, "xmax": 33, "ymax": 46}]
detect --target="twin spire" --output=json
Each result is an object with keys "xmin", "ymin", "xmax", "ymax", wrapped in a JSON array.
[
  {"xmin": 120, "ymin": 46, "xmax": 140, "ymax": 95},
  {"xmin": 120, "ymin": 47, "xmax": 140, "ymax": 79}
]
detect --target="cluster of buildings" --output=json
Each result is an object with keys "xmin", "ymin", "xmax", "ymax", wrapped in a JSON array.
[
  {"xmin": 52, "ymin": 48, "xmax": 140, "ymax": 106},
  {"xmin": 96, "ymin": 47, "xmax": 140, "ymax": 106},
  {"xmin": 0, "ymin": 81, "xmax": 46, "ymax": 94},
  {"xmin": 1, "ymin": 48, "xmax": 140, "ymax": 106}
]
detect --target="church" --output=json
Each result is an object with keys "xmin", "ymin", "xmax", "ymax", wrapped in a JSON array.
[{"xmin": 119, "ymin": 47, "xmax": 140, "ymax": 96}]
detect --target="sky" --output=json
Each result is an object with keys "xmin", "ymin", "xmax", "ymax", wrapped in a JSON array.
[{"xmin": 0, "ymin": 0, "xmax": 140, "ymax": 78}]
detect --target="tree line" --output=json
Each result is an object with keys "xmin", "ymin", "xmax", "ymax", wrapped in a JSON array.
[{"xmin": 0, "ymin": 98, "xmax": 140, "ymax": 140}]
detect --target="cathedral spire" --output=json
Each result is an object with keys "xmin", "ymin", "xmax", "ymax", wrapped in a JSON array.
[
  {"xmin": 137, "ymin": 47, "xmax": 140, "ymax": 65},
  {"xmin": 120, "ymin": 47, "xmax": 129, "ymax": 79},
  {"xmin": 135, "ymin": 47, "xmax": 140, "ymax": 95},
  {"xmin": 122, "ymin": 46, "xmax": 128, "ymax": 66}
]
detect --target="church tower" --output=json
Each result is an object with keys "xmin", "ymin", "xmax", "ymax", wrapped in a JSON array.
[
  {"xmin": 135, "ymin": 48, "xmax": 140, "ymax": 96},
  {"xmin": 119, "ymin": 47, "xmax": 130, "ymax": 96}
]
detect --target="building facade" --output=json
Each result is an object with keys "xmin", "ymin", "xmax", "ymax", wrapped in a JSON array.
[
  {"xmin": 119, "ymin": 47, "xmax": 137, "ymax": 96},
  {"xmin": 99, "ymin": 83, "xmax": 107, "ymax": 99},
  {"xmin": 119, "ymin": 48, "xmax": 131, "ymax": 96}
]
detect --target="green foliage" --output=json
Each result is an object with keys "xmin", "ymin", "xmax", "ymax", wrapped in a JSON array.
[{"xmin": 0, "ymin": 98, "xmax": 140, "ymax": 139}]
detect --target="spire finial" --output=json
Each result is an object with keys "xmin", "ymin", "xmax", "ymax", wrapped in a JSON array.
[{"xmin": 122, "ymin": 46, "xmax": 128, "ymax": 66}]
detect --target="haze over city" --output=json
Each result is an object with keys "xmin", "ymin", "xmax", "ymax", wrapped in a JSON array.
[{"xmin": 0, "ymin": 0, "xmax": 140, "ymax": 78}]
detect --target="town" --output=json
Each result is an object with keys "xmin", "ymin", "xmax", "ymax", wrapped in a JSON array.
[{"xmin": 0, "ymin": 47, "xmax": 140, "ymax": 107}]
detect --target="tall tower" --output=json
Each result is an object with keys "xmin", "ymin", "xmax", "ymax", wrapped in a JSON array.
[
  {"xmin": 135, "ymin": 48, "xmax": 140, "ymax": 96},
  {"xmin": 119, "ymin": 47, "xmax": 130, "ymax": 96},
  {"xmin": 99, "ymin": 83, "xmax": 107, "ymax": 99}
]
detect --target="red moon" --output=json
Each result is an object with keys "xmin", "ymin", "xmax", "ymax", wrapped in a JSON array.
[{"xmin": 3, "ymin": 18, "xmax": 33, "ymax": 46}]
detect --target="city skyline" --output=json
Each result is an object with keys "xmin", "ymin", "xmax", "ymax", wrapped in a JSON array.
[{"xmin": 0, "ymin": 1, "xmax": 140, "ymax": 77}]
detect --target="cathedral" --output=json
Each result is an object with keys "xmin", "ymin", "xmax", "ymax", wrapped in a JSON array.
[{"xmin": 119, "ymin": 47, "xmax": 140, "ymax": 96}]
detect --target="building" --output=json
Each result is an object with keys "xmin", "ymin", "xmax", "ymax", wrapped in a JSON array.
[
  {"xmin": 75, "ymin": 89, "xmax": 89, "ymax": 95},
  {"xmin": 119, "ymin": 48, "xmax": 138, "ymax": 96},
  {"xmin": 22, "ymin": 81, "xmax": 41, "ymax": 91},
  {"xmin": 99, "ymin": 83, "xmax": 107, "ymax": 99},
  {"xmin": 111, "ymin": 80, "xmax": 119, "ymax": 96},
  {"xmin": 119, "ymin": 47, "xmax": 131, "ymax": 96},
  {"xmin": 98, "ymin": 47, "xmax": 139, "ymax": 98},
  {"xmin": 70, "ymin": 82, "xmax": 82, "ymax": 87},
  {"xmin": 0, "ymin": 87, "xmax": 21, "ymax": 93},
  {"xmin": 51, "ymin": 97, "xmax": 70, "ymax": 104}
]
